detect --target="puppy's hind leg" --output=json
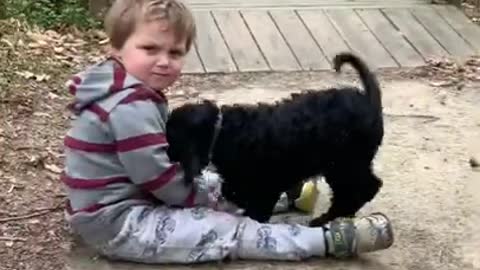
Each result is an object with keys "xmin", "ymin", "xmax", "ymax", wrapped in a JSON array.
[
  {"xmin": 309, "ymin": 166, "xmax": 382, "ymax": 227},
  {"xmin": 242, "ymin": 188, "xmax": 283, "ymax": 223}
]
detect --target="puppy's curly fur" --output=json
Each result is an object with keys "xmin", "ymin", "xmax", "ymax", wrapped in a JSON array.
[{"xmin": 166, "ymin": 52, "xmax": 384, "ymax": 226}]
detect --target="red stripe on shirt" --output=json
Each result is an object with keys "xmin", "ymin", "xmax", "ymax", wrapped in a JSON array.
[
  {"xmin": 68, "ymin": 76, "xmax": 82, "ymax": 95},
  {"xmin": 61, "ymin": 173, "xmax": 130, "ymax": 189},
  {"xmin": 72, "ymin": 76, "xmax": 82, "ymax": 84},
  {"xmin": 109, "ymin": 62, "xmax": 126, "ymax": 93},
  {"xmin": 69, "ymin": 84, "xmax": 77, "ymax": 95},
  {"xmin": 139, "ymin": 164, "xmax": 178, "ymax": 191},
  {"xmin": 64, "ymin": 136, "xmax": 116, "ymax": 153},
  {"xmin": 116, "ymin": 133, "xmax": 167, "ymax": 152},
  {"xmin": 86, "ymin": 104, "xmax": 109, "ymax": 122},
  {"xmin": 119, "ymin": 86, "xmax": 166, "ymax": 104}
]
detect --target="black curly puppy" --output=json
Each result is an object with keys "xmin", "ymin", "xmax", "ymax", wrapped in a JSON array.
[{"xmin": 166, "ymin": 52, "xmax": 384, "ymax": 226}]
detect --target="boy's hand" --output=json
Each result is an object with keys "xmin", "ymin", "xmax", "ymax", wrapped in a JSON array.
[{"xmin": 194, "ymin": 169, "xmax": 244, "ymax": 215}]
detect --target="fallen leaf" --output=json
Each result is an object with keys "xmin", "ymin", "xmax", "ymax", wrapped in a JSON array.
[
  {"xmin": 45, "ymin": 172, "xmax": 59, "ymax": 181},
  {"xmin": 429, "ymin": 81, "xmax": 455, "ymax": 87},
  {"xmin": 37, "ymin": 40, "xmax": 49, "ymax": 47},
  {"xmin": 44, "ymin": 163, "xmax": 62, "ymax": 174},
  {"xmin": 73, "ymin": 39, "xmax": 87, "ymax": 47},
  {"xmin": 28, "ymin": 219, "xmax": 41, "ymax": 224},
  {"xmin": 46, "ymin": 149, "xmax": 63, "ymax": 159},
  {"xmin": 5, "ymin": 176, "xmax": 18, "ymax": 184},
  {"xmin": 27, "ymin": 154, "xmax": 46, "ymax": 167},
  {"xmin": 33, "ymin": 112, "xmax": 52, "ymax": 118},
  {"xmin": 27, "ymin": 31, "xmax": 49, "ymax": 42},
  {"xmin": 60, "ymin": 60, "xmax": 74, "ymax": 67},
  {"xmin": 32, "ymin": 49, "xmax": 44, "ymax": 56},
  {"xmin": 45, "ymin": 30, "xmax": 60, "ymax": 39},
  {"xmin": 17, "ymin": 39, "xmax": 25, "ymax": 47},
  {"xmin": 37, "ymin": 74, "xmax": 51, "ymax": 82},
  {"xmin": 99, "ymin": 38, "xmax": 109, "ymax": 45},
  {"xmin": 53, "ymin": 54, "xmax": 71, "ymax": 60},
  {"xmin": 93, "ymin": 30, "xmax": 107, "ymax": 39},
  {"xmin": 28, "ymin": 42, "xmax": 48, "ymax": 49},
  {"xmin": 0, "ymin": 38, "xmax": 14, "ymax": 49},
  {"xmin": 31, "ymin": 246, "xmax": 44, "ymax": 253},
  {"xmin": 53, "ymin": 47, "xmax": 65, "ymax": 54},
  {"xmin": 69, "ymin": 46, "xmax": 79, "ymax": 54},
  {"xmin": 15, "ymin": 71, "xmax": 36, "ymax": 80},
  {"xmin": 48, "ymin": 92, "xmax": 60, "ymax": 99}
]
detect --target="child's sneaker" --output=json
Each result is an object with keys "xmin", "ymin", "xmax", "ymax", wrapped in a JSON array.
[{"xmin": 325, "ymin": 212, "xmax": 394, "ymax": 258}]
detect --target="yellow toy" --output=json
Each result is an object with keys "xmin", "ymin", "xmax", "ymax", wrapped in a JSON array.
[{"xmin": 294, "ymin": 180, "xmax": 319, "ymax": 213}]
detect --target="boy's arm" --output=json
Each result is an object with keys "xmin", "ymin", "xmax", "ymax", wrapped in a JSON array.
[{"xmin": 108, "ymin": 97, "xmax": 211, "ymax": 207}]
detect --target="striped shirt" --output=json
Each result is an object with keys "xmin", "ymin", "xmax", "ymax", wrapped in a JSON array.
[{"xmin": 62, "ymin": 57, "xmax": 212, "ymax": 242}]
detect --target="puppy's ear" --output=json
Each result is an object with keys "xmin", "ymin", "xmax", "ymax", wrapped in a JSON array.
[
  {"xmin": 200, "ymin": 99, "xmax": 215, "ymax": 106},
  {"xmin": 190, "ymin": 100, "xmax": 219, "ymax": 127},
  {"xmin": 180, "ymin": 146, "xmax": 202, "ymax": 185}
]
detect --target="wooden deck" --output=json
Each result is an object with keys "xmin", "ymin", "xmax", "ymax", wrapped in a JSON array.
[
  {"xmin": 181, "ymin": 4, "xmax": 480, "ymax": 73},
  {"xmin": 184, "ymin": 0, "xmax": 432, "ymax": 10}
]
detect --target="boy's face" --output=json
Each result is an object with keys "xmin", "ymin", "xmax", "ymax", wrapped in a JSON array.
[{"xmin": 113, "ymin": 19, "xmax": 187, "ymax": 91}]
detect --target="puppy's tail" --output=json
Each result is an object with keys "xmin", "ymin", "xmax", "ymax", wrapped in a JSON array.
[{"xmin": 333, "ymin": 52, "xmax": 382, "ymax": 111}]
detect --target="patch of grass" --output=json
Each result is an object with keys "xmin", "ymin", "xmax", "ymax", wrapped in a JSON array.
[{"xmin": 2, "ymin": 0, "xmax": 101, "ymax": 30}]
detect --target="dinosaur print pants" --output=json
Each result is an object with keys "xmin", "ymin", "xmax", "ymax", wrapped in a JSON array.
[{"xmin": 95, "ymin": 205, "xmax": 328, "ymax": 264}]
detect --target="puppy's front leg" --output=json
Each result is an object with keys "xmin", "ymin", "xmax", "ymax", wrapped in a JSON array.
[{"xmin": 244, "ymin": 191, "xmax": 282, "ymax": 223}]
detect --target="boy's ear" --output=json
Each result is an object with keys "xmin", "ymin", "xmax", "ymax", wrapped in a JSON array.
[{"xmin": 109, "ymin": 47, "xmax": 122, "ymax": 59}]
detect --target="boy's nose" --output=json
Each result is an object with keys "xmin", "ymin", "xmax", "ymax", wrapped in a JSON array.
[{"xmin": 156, "ymin": 54, "xmax": 170, "ymax": 67}]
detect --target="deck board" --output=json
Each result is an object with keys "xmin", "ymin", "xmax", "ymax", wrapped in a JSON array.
[
  {"xmin": 381, "ymin": 8, "xmax": 449, "ymax": 61},
  {"xmin": 356, "ymin": 9, "xmax": 424, "ymax": 67},
  {"xmin": 325, "ymin": 9, "xmax": 398, "ymax": 68},
  {"xmin": 433, "ymin": 5, "xmax": 480, "ymax": 52},
  {"xmin": 269, "ymin": 10, "xmax": 330, "ymax": 70},
  {"xmin": 242, "ymin": 10, "xmax": 300, "ymax": 71},
  {"xmin": 183, "ymin": 44, "xmax": 205, "ymax": 73},
  {"xmin": 297, "ymin": 9, "xmax": 350, "ymax": 63},
  {"xmin": 410, "ymin": 7, "xmax": 474, "ymax": 57},
  {"xmin": 193, "ymin": 11, "xmax": 237, "ymax": 73},
  {"xmin": 183, "ymin": 4, "xmax": 480, "ymax": 74},
  {"xmin": 185, "ymin": 0, "xmax": 431, "ymax": 10},
  {"xmin": 212, "ymin": 10, "xmax": 270, "ymax": 72}
]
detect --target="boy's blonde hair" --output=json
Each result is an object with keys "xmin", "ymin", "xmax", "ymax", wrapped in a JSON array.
[{"xmin": 104, "ymin": 0, "xmax": 196, "ymax": 52}]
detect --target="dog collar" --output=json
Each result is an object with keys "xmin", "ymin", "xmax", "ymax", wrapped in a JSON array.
[{"xmin": 208, "ymin": 112, "xmax": 223, "ymax": 161}]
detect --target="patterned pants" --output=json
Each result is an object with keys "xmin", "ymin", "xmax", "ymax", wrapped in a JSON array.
[{"xmin": 94, "ymin": 205, "xmax": 327, "ymax": 264}]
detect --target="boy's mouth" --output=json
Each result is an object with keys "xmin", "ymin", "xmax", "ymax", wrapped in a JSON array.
[{"xmin": 153, "ymin": 73, "xmax": 170, "ymax": 77}]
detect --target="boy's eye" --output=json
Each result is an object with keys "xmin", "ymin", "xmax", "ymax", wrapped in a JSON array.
[
  {"xmin": 141, "ymin": 45, "xmax": 157, "ymax": 52},
  {"xmin": 170, "ymin": 49, "xmax": 185, "ymax": 57}
]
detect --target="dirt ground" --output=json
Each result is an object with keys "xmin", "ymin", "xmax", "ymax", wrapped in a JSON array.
[{"xmin": 1, "ymin": 19, "xmax": 480, "ymax": 270}]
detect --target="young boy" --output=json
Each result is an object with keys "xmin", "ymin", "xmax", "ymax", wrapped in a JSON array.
[{"xmin": 62, "ymin": 0, "xmax": 394, "ymax": 264}]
